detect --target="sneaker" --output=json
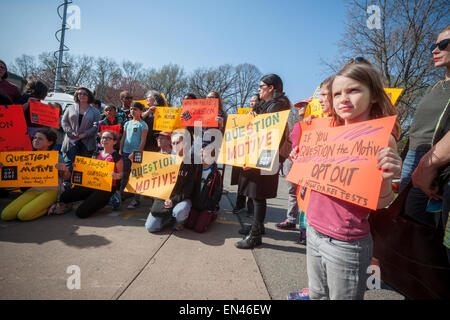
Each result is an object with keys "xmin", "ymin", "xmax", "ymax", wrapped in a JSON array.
[
  {"xmin": 110, "ymin": 193, "xmax": 122, "ymax": 210},
  {"xmin": 287, "ymin": 288, "xmax": 310, "ymax": 300},
  {"xmin": 127, "ymin": 199, "xmax": 140, "ymax": 209},
  {"xmin": 276, "ymin": 219, "xmax": 296, "ymax": 230},
  {"xmin": 298, "ymin": 229, "xmax": 307, "ymax": 245}
]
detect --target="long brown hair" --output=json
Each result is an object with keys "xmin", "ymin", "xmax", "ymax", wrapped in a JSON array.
[{"xmin": 327, "ymin": 63, "xmax": 401, "ymax": 140}]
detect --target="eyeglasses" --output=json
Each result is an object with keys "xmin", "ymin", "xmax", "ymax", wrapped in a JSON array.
[
  {"xmin": 430, "ymin": 38, "xmax": 450, "ymax": 53},
  {"xmin": 100, "ymin": 136, "xmax": 114, "ymax": 141}
]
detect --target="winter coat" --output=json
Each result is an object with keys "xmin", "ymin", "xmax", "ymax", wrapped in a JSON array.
[{"xmin": 237, "ymin": 92, "xmax": 291, "ymax": 199}]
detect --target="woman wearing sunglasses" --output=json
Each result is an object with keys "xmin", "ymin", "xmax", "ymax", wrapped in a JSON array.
[
  {"xmin": 235, "ymin": 74, "xmax": 291, "ymax": 249},
  {"xmin": 399, "ymin": 24, "xmax": 450, "ymax": 232}
]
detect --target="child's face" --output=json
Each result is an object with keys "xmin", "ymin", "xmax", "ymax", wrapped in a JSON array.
[
  {"xmin": 201, "ymin": 147, "xmax": 215, "ymax": 165},
  {"xmin": 32, "ymin": 132, "xmax": 52, "ymax": 151},
  {"xmin": 332, "ymin": 76, "xmax": 373, "ymax": 124},
  {"xmin": 319, "ymin": 86, "xmax": 331, "ymax": 113},
  {"xmin": 100, "ymin": 133, "xmax": 116, "ymax": 148},
  {"xmin": 130, "ymin": 106, "xmax": 142, "ymax": 118}
]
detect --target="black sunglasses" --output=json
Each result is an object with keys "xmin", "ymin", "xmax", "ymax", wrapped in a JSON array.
[
  {"xmin": 430, "ymin": 38, "xmax": 450, "ymax": 53},
  {"xmin": 348, "ymin": 56, "xmax": 371, "ymax": 64}
]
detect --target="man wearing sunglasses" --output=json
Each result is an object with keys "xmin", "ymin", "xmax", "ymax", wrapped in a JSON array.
[{"xmin": 400, "ymin": 25, "xmax": 450, "ymax": 245}]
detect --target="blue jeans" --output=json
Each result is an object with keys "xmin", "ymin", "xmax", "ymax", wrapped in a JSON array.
[
  {"xmin": 63, "ymin": 142, "xmax": 93, "ymax": 175},
  {"xmin": 306, "ymin": 226, "xmax": 373, "ymax": 300},
  {"xmin": 284, "ymin": 159, "xmax": 299, "ymax": 223},
  {"xmin": 145, "ymin": 199, "xmax": 192, "ymax": 233},
  {"xmin": 400, "ymin": 150, "xmax": 440, "ymax": 227}
]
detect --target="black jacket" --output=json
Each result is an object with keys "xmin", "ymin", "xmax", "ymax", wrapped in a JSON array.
[
  {"xmin": 151, "ymin": 162, "xmax": 196, "ymax": 218},
  {"xmin": 192, "ymin": 163, "xmax": 223, "ymax": 211},
  {"xmin": 238, "ymin": 92, "xmax": 291, "ymax": 199}
]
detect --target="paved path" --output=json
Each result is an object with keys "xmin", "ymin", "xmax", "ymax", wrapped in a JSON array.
[{"xmin": 0, "ymin": 165, "xmax": 403, "ymax": 300}]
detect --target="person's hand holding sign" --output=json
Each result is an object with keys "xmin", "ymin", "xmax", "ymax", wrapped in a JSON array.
[
  {"xmin": 164, "ymin": 199, "xmax": 173, "ymax": 209},
  {"xmin": 376, "ymin": 137, "xmax": 402, "ymax": 208},
  {"xmin": 216, "ymin": 116, "xmax": 225, "ymax": 129}
]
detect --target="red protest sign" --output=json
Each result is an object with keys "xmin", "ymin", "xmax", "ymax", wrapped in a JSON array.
[
  {"xmin": 29, "ymin": 100, "xmax": 60, "ymax": 128},
  {"xmin": 100, "ymin": 124, "xmax": 121, "ymax": 134},
  {"xmin": 181, "ymin": 98, "xmax": 219, "ymax": 127},
  {"xmin": 286, "ymin": 116, "xmax": 397, "ymax": 210},
  {"xmin": 0, "ymin": 105, "xmax": 32, "ymax": 152}
]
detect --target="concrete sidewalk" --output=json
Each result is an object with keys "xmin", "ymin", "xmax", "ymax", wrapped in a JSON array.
[{"xmin": 0, "ymin": 165, "xmax": 403, "ymax": 300}]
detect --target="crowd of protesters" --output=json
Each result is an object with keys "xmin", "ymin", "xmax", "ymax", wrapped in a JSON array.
[{"xmin": 0, "ymin": 24, "xmax": 449, "ymax": 300}]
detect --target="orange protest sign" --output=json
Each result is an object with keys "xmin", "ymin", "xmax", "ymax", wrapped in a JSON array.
[
  {"xmin": 100, "ymin": 124, "xmax": 121, "ymax": 134},
  {"xmin": 0, "ymin": 151, "xmax": 59, "ymax": 187},
  {"xmin": 181, "ymin": 99, "xmax": 219, "ymax": 127},
  {"xmin": 125, "ymin": 151, "xmax": 182, "ymax": 200},
  {"xmin": 29, "ymin": 100, "xmax": 60, "ymax": 128},
  {"xmin": 297, "ymin": 185, "xmax": 311, "ymax": 214},
  {"xmin": 0, "ymin": 105, "xmax": 32, "ymax": 152},
  {"xmin": 286, "ymin": 116, "xmax": 397, "ymax": 210}
]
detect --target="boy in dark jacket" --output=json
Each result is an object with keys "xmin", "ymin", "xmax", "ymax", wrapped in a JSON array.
[
  {"xmin": 186, "ymin": 143, "xmax": 223, "ymax": 233},
  {"xmin": 145, "ymin": 132, "xmax": 195, "ymax": 232}
]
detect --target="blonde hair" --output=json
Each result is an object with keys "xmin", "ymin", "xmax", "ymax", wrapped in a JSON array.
[{"xmin": 328, "ymin": 63, "xmax": 401, "ymax": 140}]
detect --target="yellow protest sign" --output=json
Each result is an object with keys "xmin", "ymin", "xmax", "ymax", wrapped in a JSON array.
[
  {"xmin": 72, "ymin": 156, "xmax": 114, "ymax": 192},
  {"xmin": 217, "ymin": 110, "xmax": 290, "ymax": 171},
  {"xmin": 0, "ymin": 151, "xmax": 58, "ymax": 187},
  {"xmin": 125, "ymin": 152, "xmax": 182, "ymax": 200},
  {"xmin": 133, "ymin": 100, "xmax": 151, "ymax": 109},
  {"xmin": 304, "ymin": 87, "xmax": 324, "ymax": 118},
  {"xmin": 384, "ymin": 88, "xmax": 403, "ymax": 105},
  {"xmin": 153, "ymin": 107, "xmax": 183, "ymax": 131},
  {"xmin": 237, "ymin": 108, "xmax": 252, "ymax": 114}
]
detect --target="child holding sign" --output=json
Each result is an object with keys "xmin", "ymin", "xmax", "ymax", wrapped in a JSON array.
[
  {"xmin": 303, "ymin": 61, "xmax": 402, "ymax": 300},
  {"xmin": 57, "ymin": 130, "xmax": 123, "ymax": 218},
  {"xmin": 1, "ymin": 128, "xmax": 70, "ymax": 221}
]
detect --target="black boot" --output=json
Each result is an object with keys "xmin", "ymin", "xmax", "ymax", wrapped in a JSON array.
[
  {"xmin": 238, "ymin": 224, "xmax": 265, "ymax": 235},
  {"xmin": 235, "ymin": 223, "xmax": 263, "ymax": 249}
]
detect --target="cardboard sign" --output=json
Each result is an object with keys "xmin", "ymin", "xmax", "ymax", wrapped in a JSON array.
[
  {"xmin": 217, "ymin": 110, "xmax": 290, "ymax": 171},
  {"xmin": 304, "ymin": 98, "xmax": 323, "ymax": 118},
  {"xmin": 72, "ymin": 156, "xmax": 114, "ymax": 192},
  {"xmin": 0, "ymin": 151, "xmax": 58, "ymax": 187},
  {"xmin": 286, "ymin": 116, "xmax": 397, "ymax": 210},
  {"xmin": 100, "ymin": 124, "xmax": 121, "ymax": 134},
  {"xmin": 133, "ymin": 100, "xmax": 151, "ymax": 109},
  {"xmin": 29, "ymin": 100, "xmax": 60, "ymax": 128},
  {"xmin": 181, "ymin": 99, "xmax": 219, "ymax": 127},
  {"xmin": 125, "ymin": 151, "xmax": 182, "ymax": 200},
  {"xmin": 153, "ymin": 107, "xmax": 183, "ymax": 131},
  {"xmin": 297, "ymin": 185, "xmax": 311, "ymax": 214},
  {"xmin": 384, "ymin": 88, "xmax": 403, "ymax": 105},
  {"xmin": 237, "ymin": 108, "xmax": 252, "ymax": 114},
  {"xmin": 0, "ymin": 105, "xmax": 32, "ymax": 152}
]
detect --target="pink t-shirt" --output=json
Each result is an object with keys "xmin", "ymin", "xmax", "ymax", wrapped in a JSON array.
[
  {"xmin": 290, "ymin": 122, "xmax": 302, "ymax": 150},
  {"xmin": 97, "ymin": 152, "xmax": 120, "ymax": 187},
  {"xmin": 306, "ymin": 190, "xmax": 371, "ymax": 241}
]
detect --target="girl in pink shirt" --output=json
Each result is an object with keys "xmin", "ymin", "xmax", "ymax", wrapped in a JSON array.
[{"xmin": 305, "ymin": 60, "xmax": 402, "ymax": 300}]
